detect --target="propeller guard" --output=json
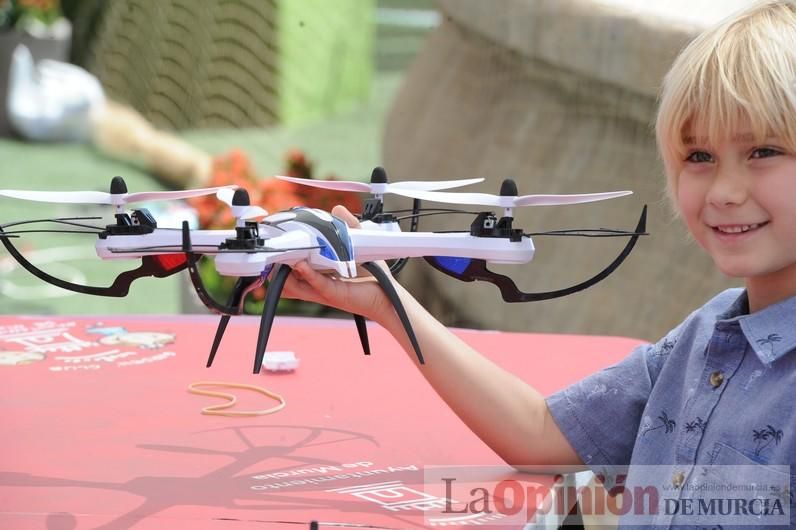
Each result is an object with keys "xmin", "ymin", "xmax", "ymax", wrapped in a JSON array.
[
  {"xmin": 0, "ymin": 232, "xmax": 188, "ymax": 297},
  {"xmin": 424, "ymin": 205, "xmax": 647, "ymax": 302}
]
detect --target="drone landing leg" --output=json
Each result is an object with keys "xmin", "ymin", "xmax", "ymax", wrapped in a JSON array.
[
  {"xmin": 253, "ymin": 265, "xmax": 291, "ymax": 374},
  {"xmin": 361, "ymin": 262, "xmax": 424, "ymax": 365},
  {"xmin": 353, "ymin": 315, "xmax": 371, "ymax": 355},
  {"xmin": 207, "ymin": 276, "xmax": 260, "ymax": 367},
  {"xmin": 207, "ymin": 315, "xmax": 230, "ymax": 367}
]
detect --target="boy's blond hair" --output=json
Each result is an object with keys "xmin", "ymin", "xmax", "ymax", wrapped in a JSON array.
[{"xmin": 656, "ymin": 0, "xmax": 796, "ymax": 200}]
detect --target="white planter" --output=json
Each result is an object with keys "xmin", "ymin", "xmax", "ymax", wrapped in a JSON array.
[{"xmin": 0, "ymin": 19, "xmax": 72, "ymax": 137}]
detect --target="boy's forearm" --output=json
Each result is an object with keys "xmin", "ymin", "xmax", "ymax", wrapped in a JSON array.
[{"xmin": 376, "ymin": 283, "xmax": 583, "ymax": 468}]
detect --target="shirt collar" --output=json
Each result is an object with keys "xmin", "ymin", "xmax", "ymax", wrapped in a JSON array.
[{"xmin": 717, "ymin": 290, "xmax": 796, "ymax": 364}]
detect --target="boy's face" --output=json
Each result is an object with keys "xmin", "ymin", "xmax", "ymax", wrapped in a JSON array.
[{"xmin": 676, "ymin": 126, "xmax": 796, "ymax": 299}]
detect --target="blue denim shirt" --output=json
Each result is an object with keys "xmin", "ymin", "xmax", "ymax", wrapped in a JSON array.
[{"xmin": 547, "ymin": 288, "xmax": 795, "ymax": 528}]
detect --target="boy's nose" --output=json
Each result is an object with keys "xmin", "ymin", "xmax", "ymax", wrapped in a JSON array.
[{"xmin": 706, "ymin": 168, "xmax": 748, "ymax": 207}]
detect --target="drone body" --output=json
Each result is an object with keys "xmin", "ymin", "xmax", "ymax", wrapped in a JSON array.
[
  {"xmin": 94, "ymin": 211, "xmax": 536, "ymax": 272},
  {"xmin": 0, "ymin": 169, "xmax": 647, "ymax": 373}
]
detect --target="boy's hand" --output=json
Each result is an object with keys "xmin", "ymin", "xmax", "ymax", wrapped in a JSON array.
[{"xmin": 281, "ymin": 205, "xmax": 394, "ymax": 323}]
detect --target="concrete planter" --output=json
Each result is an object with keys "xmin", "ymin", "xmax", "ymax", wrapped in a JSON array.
[{"xmin": 0, "ymin": 21, "xmax": 72, "ymax": 137}]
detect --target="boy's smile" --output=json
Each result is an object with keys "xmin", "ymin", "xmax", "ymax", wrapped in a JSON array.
[
  {"xmin": 710, "ymin": 221, "xmax": 768, "ymax": 237},
  {"xmin": 676, "ymin": 128, "xmax": 796, "ymax": 310}
]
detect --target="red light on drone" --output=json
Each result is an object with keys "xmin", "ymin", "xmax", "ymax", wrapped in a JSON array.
[{"xmin": 155, "ymin": 253, "xmax": 188, "ymax": 271}]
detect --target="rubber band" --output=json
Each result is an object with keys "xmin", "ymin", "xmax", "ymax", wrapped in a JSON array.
[{"xmin": 187, "ymin": 381, "xmax": 286, "ymax": 417}]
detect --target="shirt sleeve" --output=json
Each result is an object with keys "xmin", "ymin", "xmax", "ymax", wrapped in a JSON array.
[{"xmin": 545, "ymin": 342, "xmax": 656, "ymax": 466}]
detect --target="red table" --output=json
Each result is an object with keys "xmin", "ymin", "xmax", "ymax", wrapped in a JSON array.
[{"xmin": 0, "ymin": 315, "xmax": 645, "ymax": 529}]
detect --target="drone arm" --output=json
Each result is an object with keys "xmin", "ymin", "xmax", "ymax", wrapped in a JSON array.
[
  {"xmin": 0, "ymin": 235, "xmax": 187, "ymax": 297},
  {"xmin": 349, "ymin": 229, "xmax": 534, "ymax": 264},
  {"xmin": 425, "ymin": 205, "xmax": 647, "ymax": 302}
]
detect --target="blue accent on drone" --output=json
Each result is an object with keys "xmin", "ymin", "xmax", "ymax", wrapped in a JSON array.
[
  {"xmin": 261, "ymin": 264, "xmax": 274, "ymax": 278},
  {"xmin": 433, "ymin": 256, "xmax": 471, "ymax": 275},
  {"xmin": 332, "ymin": 217, "xmax": 354, "ymax": 259},
  {"xmin": 317, "ymin": 237, "xmax": 337, "ymax": 260}
]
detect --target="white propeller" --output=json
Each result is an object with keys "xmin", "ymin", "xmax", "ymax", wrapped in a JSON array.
[
  {"xmin": 216, "ymin": 188, "xmax": 268, "ymax": 220},
  {"xmin": 373, "ymin": 187, "xmax": 633, "ymax": 208},
  {"xmin": 274, "ymin": 174, "xmax": 485, "ymax": 194},
  {"xmin": 0, "ymin": 185, "xmax": 239, "ymax": 206},
  {"xmin": 273, "ymin": 170, "xmax": 630, "ymax": 208}
]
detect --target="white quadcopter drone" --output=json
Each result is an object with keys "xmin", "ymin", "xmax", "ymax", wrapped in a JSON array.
[{"xmin": 0, "ymin": 168, "xmax": 647, "ymax": 373}]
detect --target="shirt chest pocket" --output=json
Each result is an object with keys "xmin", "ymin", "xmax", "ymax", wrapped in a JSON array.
[{"xmin": 703, "ymin": 442, "xmax": 794, "ymax": 513}]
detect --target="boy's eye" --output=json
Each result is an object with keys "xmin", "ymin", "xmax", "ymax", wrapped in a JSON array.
[
  {"xmin": 685, "ymin": 151, "xmax": 713, "ymax": 163},
  {"xmin": 750, "ymin": 147, "xmax": 782, "ymax": 159}
]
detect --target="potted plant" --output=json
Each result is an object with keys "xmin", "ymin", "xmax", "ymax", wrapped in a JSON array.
[{"xmin": 1, "ymin": 0, "xmax": 72, "ymax": 136}]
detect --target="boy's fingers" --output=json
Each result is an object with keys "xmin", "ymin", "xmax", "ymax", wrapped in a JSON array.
[
  {"xmin": 292, "ymin": 261, "xmax": 337, "ymax": 299},
  {"xmin": 331, "ymin": 205, "xmax": 361, "ymax": 228},
  {"xmin": 293, "ymin": 261, "xmax": 312, "ymax": 277},
  {"xmin": 282, "ymin": 263, "xmax": 325, "ymax": 303}
]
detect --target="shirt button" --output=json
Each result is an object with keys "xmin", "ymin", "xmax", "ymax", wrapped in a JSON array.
[
  {"xmin": 672, "ymin": 471, "xmax": 685, "ymax": 488},
  {"xmin": 709, "ymin": 371, "xmax": 725, "ymax": 388}
]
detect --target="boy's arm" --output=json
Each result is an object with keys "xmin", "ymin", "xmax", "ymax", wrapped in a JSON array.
[
  {"xmin": 286, "ymin": 255, "xmax": 583, "ymax": 471},
  {"xmin": 383, "ymin": 280, "xmax": 585, "ymax": 470}
]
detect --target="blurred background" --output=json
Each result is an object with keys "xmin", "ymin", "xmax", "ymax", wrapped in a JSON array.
[{"xmin": 0, "ymin": 0, "xmax": 744, "ymax": 341}]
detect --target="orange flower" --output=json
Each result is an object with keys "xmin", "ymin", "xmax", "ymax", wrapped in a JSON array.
[
  {"xmin": 258, "ymin": 179, "xmax": 303, "ymax": 214},
  {"xmin": 189, "ymin": 148, "xmax": 363, "ymax": 229}
]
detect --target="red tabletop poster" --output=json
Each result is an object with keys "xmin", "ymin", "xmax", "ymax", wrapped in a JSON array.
[{"xmin": 0, "ymin": 315, "xmax": 644, "ymax": 529}]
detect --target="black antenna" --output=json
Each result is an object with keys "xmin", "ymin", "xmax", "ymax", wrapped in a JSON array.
[{"xmin": 181, "ymin": 220, "xmax": 192, "ymax": 253}]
